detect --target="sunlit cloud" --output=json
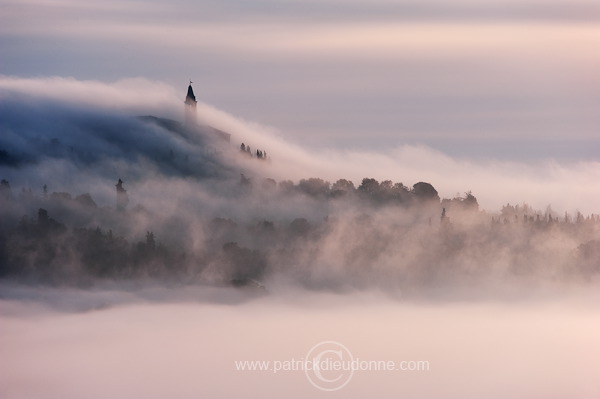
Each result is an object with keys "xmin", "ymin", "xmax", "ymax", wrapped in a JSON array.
[
  {"xmin": 0, "ymin": 76, "xmax": 181, "ymax": 114},
  {"xmin": 2, "ymin": 0, "xmax": 599, "ymax": 151}
]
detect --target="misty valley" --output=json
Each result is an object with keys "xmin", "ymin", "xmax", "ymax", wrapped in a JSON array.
[
  {"xmin": 1, "ymin": 78, "xmax": 600, "ymax": 399},
  {"xmin": 1, "ymin": 91, "xmax": 599, "ymax": 299},
  {"xmin": 1, "ymin": 175, "xmax": 600, "ymax": 297},
  {"xmin": 3, "ymin": 0, "xmax": 600, "ymax": 393}
]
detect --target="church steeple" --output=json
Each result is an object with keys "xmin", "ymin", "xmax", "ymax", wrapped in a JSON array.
[{"xmin": 184, "ymin": 81, "xmax": 197, "ymax": 126}]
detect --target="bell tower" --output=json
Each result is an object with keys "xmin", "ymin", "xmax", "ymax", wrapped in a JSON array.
[{"xmin": 184, "ymin": 81, "xmax": 197, "ymax": 126}]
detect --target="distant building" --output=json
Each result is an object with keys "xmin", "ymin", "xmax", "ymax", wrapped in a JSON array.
[
  {"xmin": 184, "ymin": 82, "xmax": 197, "ymax": 127},
  {"xmin": 183, "ymin": 82, "xmax": 231, "ymax": 142}
]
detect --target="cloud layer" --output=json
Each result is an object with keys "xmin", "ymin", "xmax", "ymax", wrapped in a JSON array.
[
  {"xmin": 1, "ymin": 75, "xmax": 598, "ymax": 214},
  {"xmin": 2, "ymin": 0, "xmax": 600, "ymax": 152}
]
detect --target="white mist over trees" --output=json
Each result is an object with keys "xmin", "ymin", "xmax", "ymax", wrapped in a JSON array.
[{"xmin": 0, "ymin": 77, "xmax": 599, "ymax": 296}]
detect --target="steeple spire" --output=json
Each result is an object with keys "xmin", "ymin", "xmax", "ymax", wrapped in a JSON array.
[
  {"xmin": 184, "ymin": 81, "xmax": 197, "ymax": 126},
  {"xmin": 186, "ymin": 83, "xmax": 196, "ymax": 102}
]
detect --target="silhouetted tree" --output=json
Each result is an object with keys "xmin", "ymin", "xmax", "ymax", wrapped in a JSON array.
[
  {"xmin": 36, "ymin": 208, "xmax": 66, "ymax": 233},
  {"xmin": 331, "ymin": 179, "xmax": 355, "ymax": 197},
  {"xmin": 412, "ymin": 182, "xmax": 440, "ymax": 203},
  {"xmin": 115, "ymin": 178, "xmax": 129, "ymax": 211},
  {"xmin": 441, "ymin": 191, "xmax": 478, "ymax": 213},
  {"xmin": 357, "ymin": 178, "xmax": 410, "ymax": 203},
  {"xmin": 38, "ymin": 208, "xmax": 49, "ymax": 225},
  {"xmin": 298, "ymin": 178, "xmax": 330, "ymax": 197},
  {"xmin": 222, "ymin": 242, "xmax": 267, "ymax": 284},
  {"xmin": 463, "ymin": 191, "xmax": 478, "ymax": 210},
  {"xmin": 358, "ymin": 178, "xmax": 380, "ymax": 198},
  {"xmin": 391, "ymin": 182, "xmax": 411, "ymax": 203}
]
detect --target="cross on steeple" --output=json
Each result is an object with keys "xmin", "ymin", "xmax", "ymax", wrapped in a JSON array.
[{"xmin": 185, "ymin": 80, "xmax": 197, "ymax": 126}]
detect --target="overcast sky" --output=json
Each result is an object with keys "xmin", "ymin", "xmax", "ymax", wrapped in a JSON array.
[{"xmin": 1, "ymin": 0, "xmax": 600, "ymax": 159}]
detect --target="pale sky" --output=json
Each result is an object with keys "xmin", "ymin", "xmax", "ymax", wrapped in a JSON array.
[{"xmin": 1, "ymin": 0, "xmax": 600, "ymax": 159}]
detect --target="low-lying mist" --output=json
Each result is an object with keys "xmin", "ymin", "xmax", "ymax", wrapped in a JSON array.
[{"xmin": 1, "ymin": 284, "xmax": 599, "ymax": 399}]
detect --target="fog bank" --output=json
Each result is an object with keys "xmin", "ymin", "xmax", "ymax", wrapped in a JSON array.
[
  {"xmin": 1, "ymin": 286, "xmax": 599, "ymax": 399},
  {"xmin": 1, "ymin": 76, "xmax": 599, "ymax": 214}
]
